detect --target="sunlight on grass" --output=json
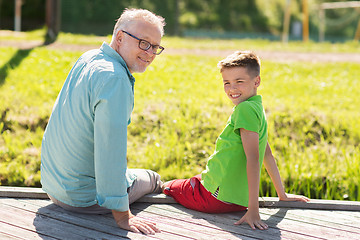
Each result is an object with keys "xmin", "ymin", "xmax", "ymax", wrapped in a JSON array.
[
  {"xmin": 0, "ymin": 29, "xmax": 46, "ymax": 41},
  {"xmin": 0, "ymin": 34, "xmax": 359, "ymax": 201},
  {"xmin": 162, "ymin": 36, "xmax": 360, "ymax": 53},
  {"xmin": 1, "ymin": 29, "xmax": 359, "ymax": 53}
]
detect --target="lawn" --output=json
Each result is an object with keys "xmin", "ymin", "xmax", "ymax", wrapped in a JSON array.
[{"xmin": 0, "ymin": 30, "xmax": 359, "ymax": 201}]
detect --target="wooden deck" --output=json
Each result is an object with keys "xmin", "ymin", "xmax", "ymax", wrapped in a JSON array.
[{"xmin": 1, "ymin": 187, "xmax": 360, "ymax": 239}]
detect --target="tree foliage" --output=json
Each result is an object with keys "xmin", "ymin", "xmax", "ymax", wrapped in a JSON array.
[{"xmin": 0, "ymin": 0, "xmax": 358, "ymax": 39}]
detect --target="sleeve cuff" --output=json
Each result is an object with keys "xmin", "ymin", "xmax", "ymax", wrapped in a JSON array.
[{"xmin": 96, "ymin": 194, "xmax": 129, "ymax": 212}]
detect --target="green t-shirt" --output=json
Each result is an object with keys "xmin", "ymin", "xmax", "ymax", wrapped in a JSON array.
[{"xmin": 201, "ymin": 95, "xmax": 268, "ymax": 207}]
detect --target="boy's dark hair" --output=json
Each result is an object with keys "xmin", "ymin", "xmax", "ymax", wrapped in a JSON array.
[{"xmin": 218, "ymin": 51, "xmax": 261, "ymax": 77}]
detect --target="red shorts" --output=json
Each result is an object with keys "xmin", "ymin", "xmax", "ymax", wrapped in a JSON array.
[{"xmin": 163, "ymin": 174, "xmax": 246, "ymax": 213}]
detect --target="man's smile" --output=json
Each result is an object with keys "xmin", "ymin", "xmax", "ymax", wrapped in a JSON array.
[{"xmin": 138, "ymin": 56, "xmax": 150, "ymax": 63}]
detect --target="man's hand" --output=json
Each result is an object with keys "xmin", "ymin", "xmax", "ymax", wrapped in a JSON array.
[
  {"xmin": 234, "ymin": 209, "xmax": 268, "ymax": 230},
  {"xmin": 112, "ymin": 210, "xmax": 160, "ymax": 235}
]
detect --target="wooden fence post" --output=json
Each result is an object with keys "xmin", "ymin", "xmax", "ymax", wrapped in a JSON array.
[
  {"xmin": 302, "ymin": 0, "xmax": 309, "ymax": 42},
  {"xmin": 282, "ymin": 0, "xmax": 292, "ymax": 43},
  {"xmin": 46, "ymin": 0, "xmax": 61, "ymax": 42},
  {"xmin": 355, "ymin": 19, "xmax": 360, "ymax": 41},
  {"xmin": 14, "ymin": 0, "xmax": 22, "ymax": 32}
]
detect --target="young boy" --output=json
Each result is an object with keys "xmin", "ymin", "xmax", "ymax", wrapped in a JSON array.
[{"xmin": 163, "ymin": 51, "xmax": 310, "ymax": 230}]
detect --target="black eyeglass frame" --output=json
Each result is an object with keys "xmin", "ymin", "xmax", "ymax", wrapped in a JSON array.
[{"xmin": 121, "ymin": 30, "xmax": 164, "ymax": 55}]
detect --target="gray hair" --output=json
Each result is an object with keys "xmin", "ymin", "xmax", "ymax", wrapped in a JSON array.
[{"xmin": 113, "ymin": 8, "xmax": 166, "ymax": 37}]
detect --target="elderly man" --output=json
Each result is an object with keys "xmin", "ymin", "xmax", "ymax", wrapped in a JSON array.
[{"xmin": 41, "ymin": 8, "xmax": 166, "ymax": 235}]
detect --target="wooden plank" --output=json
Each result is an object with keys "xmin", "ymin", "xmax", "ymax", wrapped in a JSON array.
[
  {"xmin": 148, "ymin": 202, "xmax": 360, "ymax": 240},
  {"xmin": 131, "ymin": 202, "xmax": 322, "ymax": 240},
  {"xmin": 142, "ymin": 194, "xmax": 360, "ymax": 211},
  {"xmin": 260, "ymin": 197, "xmax": 360, "ymax": 211},
  {"xmin": 24, "ymin": 199, "xmax": 255, "ymax": 239},
  {"xmin": 3, "ymin": 197, "xmax": 359, "ymax": 240},
  {"xmin": 137, "ymin": 193, "xmax": 177, "ymax": 204},
  {"xmin": 0, "ymin": 232, "xmax": 24, "ymax": 240},
  {"xmin": 11, "ymin": 198, "xmax": 263, "ymax": 239},
  {"xmin": 0, "ymin": 186, "xmax": 48, "ymax": 199},
  {"xmin": 0, "ymin": 221, "xmax": 56, "ymax": 240},
  {"xmin": 0, "ymin": 204, "xmax": 89, "ymax": 239},
  {"xmin": 259, "ymin": 208, "xmax": 360, "ymax": 231},
  {"xmin": 26, "ymin": 196, "xmax": 360, "ymax": 228},
  {"xmin": 1, "ymin": 186, "xmax": 359, "ymax": 211},
  {"xmin": 226, "ymin": 208, "xmax": 360, "ymax": 240},
  {"xmin": 28, "ymin": 198, "xmax": 360, "ymax": 239},
  {"xmin": 0, "ymin": 233, "xmax": 21, "ymax": 240},
  {"xmin": 28, "ymin": 199, "xmax": 198, "ymax": 240},
  {"xmin": 2, "ymin": 198, "xmax": 191, "ymax": 240},
  {"xmin": 0, "ymin": 198, "xmax": 160, "ymax": 240},
  {"xmin": 1, "ymin": 192, "xmax": 360, "ymax": 240},
  {"xmin": 0, "ymin": 202, "xmax": 131, "ymax": 240},
  {"xmin": 131, "ymin": 204, "xmax": 256, "ymax": 240}
]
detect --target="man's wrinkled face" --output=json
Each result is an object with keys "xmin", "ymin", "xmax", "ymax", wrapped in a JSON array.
[{"xmin": 115, "ymin": 20, "xmax": 162, "ymax": 73}]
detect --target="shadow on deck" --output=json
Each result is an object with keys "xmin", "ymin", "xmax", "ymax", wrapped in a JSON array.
[{"xmin": 0, "ymin": 187, "xmax": 360, "ymax": 239}]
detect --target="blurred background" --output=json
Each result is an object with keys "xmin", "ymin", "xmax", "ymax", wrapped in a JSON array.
[{"xmin": 0, "ymin": 0, "xmax": 359, "ymax": 42}]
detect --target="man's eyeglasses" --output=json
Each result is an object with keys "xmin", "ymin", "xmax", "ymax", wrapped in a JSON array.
[{"xmin": 121, "ymin": 30, "xmax": 164, "ymax": 55}]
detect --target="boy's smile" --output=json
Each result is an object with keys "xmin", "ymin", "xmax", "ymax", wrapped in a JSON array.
[{"xmin": 221, "ymin": 67, "xmax": 260, "ymax": 105}]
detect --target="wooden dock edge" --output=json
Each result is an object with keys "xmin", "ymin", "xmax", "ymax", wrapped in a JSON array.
[{"xmin": 1, "ymin": 186, "xmax": 359, "ymax": 211}]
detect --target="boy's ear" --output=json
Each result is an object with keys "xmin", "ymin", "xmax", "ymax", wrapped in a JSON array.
[{"xmin": 255, "ymin": 76, "xmax": 261, "ymax": 88}]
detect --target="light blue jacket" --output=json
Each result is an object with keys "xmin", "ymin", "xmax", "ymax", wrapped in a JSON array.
[{"xmin": 41, "ymin": 42, "xmax": 136, "ymax": 212}]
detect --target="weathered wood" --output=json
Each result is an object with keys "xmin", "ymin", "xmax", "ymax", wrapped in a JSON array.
[
  {"xmin": 0, "ymin": 198, "xmax": 156, "ymax": 240},
  {"xmin": 137, "ymin": 192, "xmax": 177, "ymax": 204},
  {"xmin": 0, "ymin": 231, "xmax": 25, "ymax": 240},
  {"xmin": 139, "ymin": 204, "xmax": 326, "ymax": 240},
  {"xmin": 251, "ymin": 210, "xmax": 359, "ymax": 240},
  {"xmin": 0, "ymin": 186, "xmax": 49, "ymax": 199},
  {"xmin": 132, "ymin": 205, "xmax": 252, "ymax": 240},
  {"xmin": 0, "ymin": 203, "xmax": 133, "ymax": 240},
  {"xmin": 1, "ymin": 204, "xmax": 90, "ymax": 239},
  {"xmin": 137, "ymin": 202, "xmax": 360, "ymax": 240},
  {"xmin": 0, "ymin": 233, "xmax": 20, "ymax": 240},
  {"xmin": 1, "ymin": 197, "xmax": 360, "ymax": 240},
  {"xmin": 2, "ymin": 186, "xmax": 360, "ymax": 211},
  {"xmin": 259, "ymin": 208, "xmax": 360, "ymax": 230},
  {"xmin": 0, "ymin": 221, "xmax": 56, "ymax": 240},
  {"xmin": 260, "ymin": 197, "xmax": 360, "ymax": 211},
  {"xmin": 131, "ymin": 203, "xmax": 314, "ymax": 240},
  {"xmin": 1, "ymin": 198, "xmax": 190, "ymax": 240}
]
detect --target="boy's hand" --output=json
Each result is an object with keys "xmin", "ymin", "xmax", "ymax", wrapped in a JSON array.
[
  {"xmin": 112, "ymin": 210, "xmax": 160, "ymax": 235},
  {"xmin": 234, "ymin": 209, "xmax": 268, "ymax": 230},
  {"xmin": 279, "ymin": 193, "xmax": 310, "ymax": 203}
]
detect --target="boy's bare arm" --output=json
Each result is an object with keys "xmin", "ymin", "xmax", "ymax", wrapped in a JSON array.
[
  {"xmin": 234, "ymin": 128, "xmax": 268, "ymax": 230},
  {"xmin": 263, "ymin": 142, "xmax": 286, "ymax": 199},
  {"xmin": 263, "ymin": 142, "xmax": 310, "ymax": 202}
]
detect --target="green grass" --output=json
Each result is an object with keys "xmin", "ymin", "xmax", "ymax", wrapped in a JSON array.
[
  {"xmin": 0, "ymin": 29, "xmax": 46, "ymax": 42},
  {"xmin": 1, "ymin": 28, "xmax": 360, "ymax": 53},
  {"xmin": 0, "ymin": 31, "xmax": 359, "ymax": 201},
  {"xmin": 162, "ymin": 37, "xmax": 360, "ymax": 53},
  {"xmin": 129, "ymin": 55, "xmax": 360, "ymax": 201}
]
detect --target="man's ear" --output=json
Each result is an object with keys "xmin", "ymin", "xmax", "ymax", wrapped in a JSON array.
[
  {"xmin": 110, "ymin": 30, "xmax": 124, "ymax": 51},
  {"xmin": 116, "ymin": 30, "xmax": 123, "ymax": 44}
]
